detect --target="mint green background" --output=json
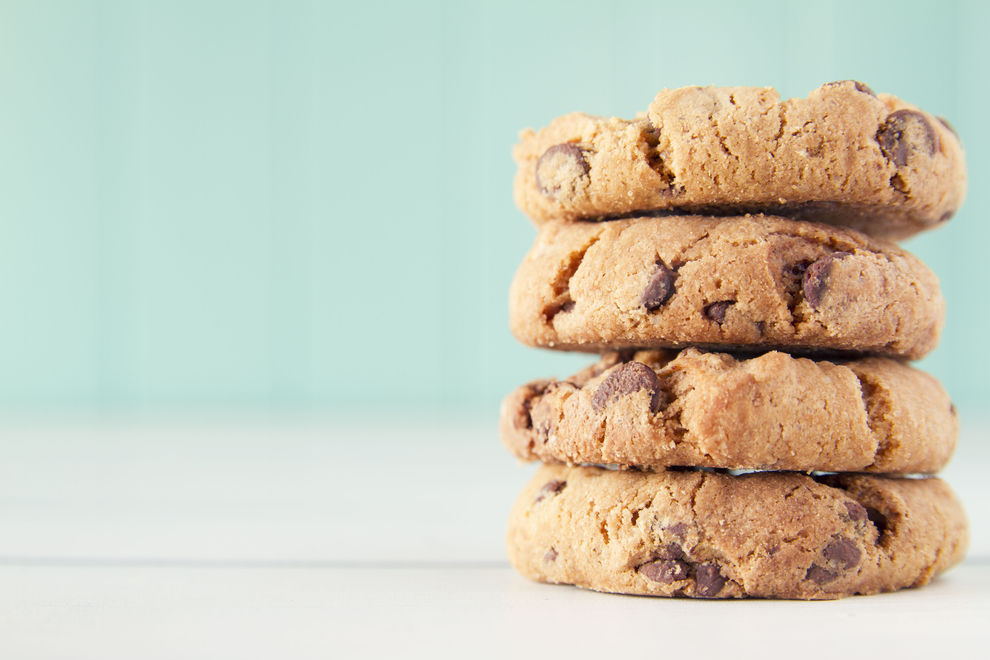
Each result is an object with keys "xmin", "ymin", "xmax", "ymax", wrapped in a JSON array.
[{"xmin": 0, "ymin": 0, "xmax": 986, "ymax": 417}]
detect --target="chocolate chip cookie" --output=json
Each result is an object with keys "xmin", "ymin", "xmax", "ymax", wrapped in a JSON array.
[
  {"xmin": 514, "ymin": 81, "xmax": 965, "ymax": 240},
  {"xmin": 507, "ymin": 464, "xmax": 968, "ymax": 599},
  {"xmin": 509, "ymin": 215, "xmax": 943, "ymax": 358},
  {"xmin": 501, "ymin": 348, "xmax": 956, "ymax": 474}
]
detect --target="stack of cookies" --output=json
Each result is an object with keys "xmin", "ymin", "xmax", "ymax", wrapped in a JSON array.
[{"xmin": 500, "ymin": 81, "xmax": 969, "ymax": 599}]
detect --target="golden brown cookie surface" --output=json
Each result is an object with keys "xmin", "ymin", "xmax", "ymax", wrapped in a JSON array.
[
  {"xmin": 509, "ymin": 215, "xmax": 944, "ymax": 359},
  {"xmin": 501, "ymin": 349, "xmax": 957, "ymax": 473},
  {"xmin": 507, "ymin": 465, "xmax": 968, "ymax": 599},
  {"xmin": 514, "ymin": 81, "xmax": 966, "ymax": 241}
]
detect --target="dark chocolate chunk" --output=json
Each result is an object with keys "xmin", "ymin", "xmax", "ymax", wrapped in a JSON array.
[
  {"xmin": 535, "ymin": 143, "xmax": 589, "ymax": 196},
  {"xmin": 657, "ymin": 543, "xmax": 688, "ymax": 561},
  {"xmin": 535, "ymin": 419, "xmax": 551, "ymax": 444},
  {"xmin": 514, "ymin": 399, "xmax": 533, "ymax": 432},
  {"xmin": 641, "ymin": 124, "xmax": 677, "ymax": 188},
  {"xmin": 802, "ymin": 252, "xmax": 850, "ymax": 310},
  {"xmin": 694, "ymin": 563, "xmax": 727, "ymax": 597},
  {"xmin": 805, "ymin": 564, "xmax": 839, "ymax": 584},
  {"xmin": 825, "ymin": 80, "xmax": 876, "ymax": 96},
  {"xmin": 514, "ymin": 381, "xmax": 550, "ymax": 431},
  {"xmin": 591, "ymin": 362, "xmax": 665, "ymax": 413},
  {"xmin": 936, "ymin": 116, "xmax": 958, "ymax": 138},
  {"xmin": 641, "ymin": 260, "xmax": 676, "ymax": 310},
  {"xmin": 704, "ymin": 300, "xmax": 733, "ymax": 324},
  {"xmin": 639, "ymin": 559, "xmax": 690, "ymax": 584},
  {"xmin": 844, "ymin": 501, "xmax": 869, "ymax": 523},
  {"xmin": 543, "ymin": 548, "xmax": 558, "ymax": 562},
  {"xmin": 852, "ymin": 81, "xmax": 876, "ymax": 96},
  {"xmin": 877, "ymin": 110, "xmax": 940, "ymax": 167},
  {"xmin": 823, "ymin": 537, "xmax": 861, "ymax": 569},
  {"xmin": 666, "ymin": 523, "xmax": 689, "ymax": 539},
  {"xmin": 534, "ymin": 479, "xmax": 566, "ymax": 503}
]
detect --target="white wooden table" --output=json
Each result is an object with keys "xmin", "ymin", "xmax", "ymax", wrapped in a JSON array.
[{"xmin": 1, "ymin": 418, "xmax": 987, "ymax": 658}]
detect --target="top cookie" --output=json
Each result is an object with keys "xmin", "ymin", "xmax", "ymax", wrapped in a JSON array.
[{"xmin": 514, "ymin": 81, "xmax": 966, "ymax": 240}]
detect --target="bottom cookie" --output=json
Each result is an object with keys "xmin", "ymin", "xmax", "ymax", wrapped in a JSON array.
[{"xmin": 507, "ymin": 465, "xmax": 967, "ymax": 599}]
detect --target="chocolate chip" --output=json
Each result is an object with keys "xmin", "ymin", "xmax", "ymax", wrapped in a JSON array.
[
  {"xmin": 823, "ymin": 537, "xmax": 861, "ymax": 569},
  {"xmin": 535, "ymin": 419, "xmax": 551, "ymax": 444},
  {"xmin": 666, "ymin": 523, "xmax": 688, "ymax": 539},
  {"xmin": 877, "ymin": 110, "xmax": 940, "ymax": 167},
  {"xmin": 950, "ymin": 402, "xmax": 957, "ymax": 416},
  {"xmin": 802, "ymin": 252, "xmax": 850, "ymax": 310},
  {"xmin": 514, "ymin": 381, "xmax": 549, "ymax": 431},
  {"xmin": 825, "ymin": 80, "xmax": 876, "ymax": 97},
  {"xmin": 694, "ymin": 563, "xmax": 727, "ymax": 597},
  {"xmin": 657, "ymin": 543, "xmax": 688, "ymax": 561},
  {"xmin": 939, "ymin": 210, "xmax": 956, "ymax": 224},
  {"xmin": 852, "ymin": 81, "xmax": 876, "ymax": 96},
  {"xmin": 805, "ymin": 564, "xmax": 839, "ymax": 584},
  {"xmin": 534, "ymin": 480, "xmax": 566, "ymax": 503},
  {"xmin": 865, "ymin": 507, "xmax": 888, "ymax": 537},
  {"xmin": 515, "ymin": 400, "xmax": 533, "ymax": 432},
  {"xmin": 936, "ymin": 116, "xmax": 958, "ymax": 138},
  {"xmin": 535, "ymin": 143, "xmax": 590, "ymax": 197},
  {"xmin": 704, "ymin": 300, "xmax": 733, "ymax": 324},
  {"xmin": 639, "ymin": 559, "xmax": 690, "ymax": 584},
  {"xmin": 844, "ymin": 501, "xmax": 868, "ymax": 523},
  {"xmin": 641, "ymin": 124, "xmax": 677, "ymax": 187},
  {"xmin": 641, "ymin": 260, "xmax": 676, "ymax": 310},
  {"xmin": 543, "ymin": 548, "xmax": 558, "ymax": 562},
  {"xmin": 591, "ymin": 362, "xmax": 665, "ymax": 413}
]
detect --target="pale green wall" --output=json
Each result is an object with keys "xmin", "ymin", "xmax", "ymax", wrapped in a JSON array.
[{"xmin": 0, "ymin": 0, "xmax": 986, "ymax": 416}]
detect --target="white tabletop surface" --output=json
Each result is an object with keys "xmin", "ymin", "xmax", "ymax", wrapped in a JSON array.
[{"xmin": 1, "ymin": 417, "xmax": 988, "ymax": 658}]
